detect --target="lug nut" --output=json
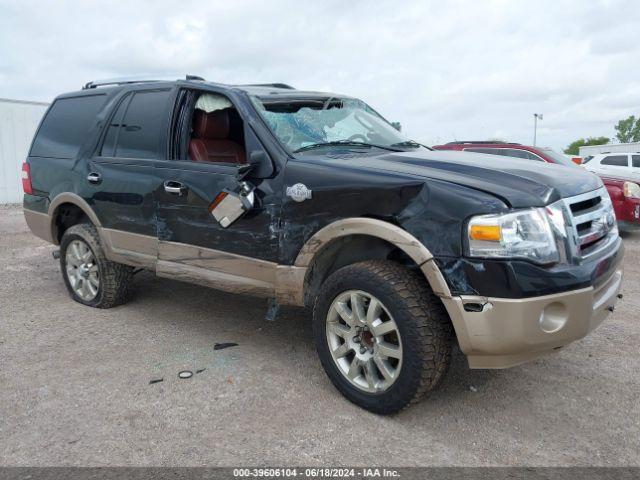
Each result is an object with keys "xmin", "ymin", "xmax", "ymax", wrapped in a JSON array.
[
  {"xmin": 360, "ymin": 347, "xmax": 366, "ymax": 354},
  {"xmin": 353, "ymin": 336, "xmax": 361, "ymax": 343}
]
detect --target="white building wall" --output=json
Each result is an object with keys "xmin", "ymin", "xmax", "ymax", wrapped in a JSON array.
[{"xmin": 0, "ymin": 98, "xmax": 49, "ymax": 203}]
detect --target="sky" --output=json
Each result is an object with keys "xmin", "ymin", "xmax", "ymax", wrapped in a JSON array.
[{"xmin": 1, "ymin": 0, "xmax": 639, "ymax": 153}]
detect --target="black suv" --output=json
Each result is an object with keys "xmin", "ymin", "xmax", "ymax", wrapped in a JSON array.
[{"xmin": 23, "ymin": 77, "xmax": 624, "ymax": 413}]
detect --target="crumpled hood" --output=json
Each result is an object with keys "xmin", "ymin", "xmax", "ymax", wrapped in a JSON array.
[{"xmin": 305, "ymin": 149, "xmax": 603, "ymax": 208}]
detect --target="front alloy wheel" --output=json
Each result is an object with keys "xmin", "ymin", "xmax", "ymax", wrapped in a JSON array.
[
  {"xmin": 313, "ymin": 260, "xmax": 453, "ymax": 414},
  {"xmin": 326, "ymin": 290, "xmax": 402, "ymax": 393}
]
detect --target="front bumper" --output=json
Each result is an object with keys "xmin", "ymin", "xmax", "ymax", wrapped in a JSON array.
[{"xmin": 442, "ymin": 266, "xmax": 623, "ymax": 368}]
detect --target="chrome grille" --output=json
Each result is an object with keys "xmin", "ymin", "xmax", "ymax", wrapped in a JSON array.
[{"xmin": 562, "ymin": 187, "xmax": 617, "ymax": 260}]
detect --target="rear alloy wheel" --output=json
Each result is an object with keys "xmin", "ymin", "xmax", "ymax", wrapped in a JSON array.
[
  {"xmin": 65, "ymin": 239, "xmax": 100, "ymax": 301},
  {"xmin": 313, "ymin": 260, "xmax": 453, "ymax": 414},
  {"xmin": 60, "ymin": 223, "xmax": 133, "ymax": 308}
]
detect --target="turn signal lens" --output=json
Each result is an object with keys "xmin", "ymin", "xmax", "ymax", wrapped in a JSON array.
[
  {"xmin": 208, "ymin": 191, "xmax": 229, "ymax": 212},
  {"xmin": 469, "ymin": 224, "xmax": 501, "ymax": 241}
]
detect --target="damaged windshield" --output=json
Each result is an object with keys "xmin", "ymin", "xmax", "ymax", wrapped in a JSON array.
[{"xmin": 251, "ymin": 95, "xmax": 418, "ymax": 154}]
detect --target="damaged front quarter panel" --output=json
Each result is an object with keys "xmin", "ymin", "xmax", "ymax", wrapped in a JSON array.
[{"xmin": 397, "ymin": 180, "xmax": 508, "ymax": 296}]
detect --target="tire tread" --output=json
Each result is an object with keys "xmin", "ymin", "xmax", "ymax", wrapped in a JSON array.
[
  {"xmin": 313, "ymin": 259, "xmax": 453, "ymax": 414},
  {"xmin": 61, "ymin": 223, "xmax": 133, "ymax": 308}
]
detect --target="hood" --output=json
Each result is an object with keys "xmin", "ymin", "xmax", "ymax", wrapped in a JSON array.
[{"xmin": 302, "ymin": 149, "xmax": 603, "ymax": 208}]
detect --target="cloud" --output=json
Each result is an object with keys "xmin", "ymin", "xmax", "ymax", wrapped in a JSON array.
[{"xmin": 1, "ymin": 0, "xmax": 638, "ymax": 152}]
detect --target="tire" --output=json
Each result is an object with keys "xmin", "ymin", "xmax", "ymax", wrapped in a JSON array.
[
  {"xmin": 313, "ymin": 260, "xmax": 453, "ymax": 414},
  {"xmin": 60, "ymin": 223, "xmax": 133, "ymax": 308}
]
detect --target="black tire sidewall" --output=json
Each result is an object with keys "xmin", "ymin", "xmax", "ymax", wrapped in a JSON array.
[
  {"xmin": 60, "ymin": 229, "xmax": 104, "ymax": 307},
  {"xmin": 313, "ymin": 264, "xmax": 430, "ymax": 414}
]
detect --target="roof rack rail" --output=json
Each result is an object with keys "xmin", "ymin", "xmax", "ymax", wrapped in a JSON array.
[
  {"xmin": 446, "ymin": 140, "xmax": 521, "ymax": 145},
  {"xmin": 82, "ymin": 74, "xmax": 205, "ymax": 90},
  {"xmin": 239, "ymin": 83, "xmax": 295, "ymax": 90}
]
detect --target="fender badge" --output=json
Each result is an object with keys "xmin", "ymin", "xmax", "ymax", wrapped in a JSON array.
[{"xmin": 286, "ymin": 183, "xmax": 312, "ymax": 202}]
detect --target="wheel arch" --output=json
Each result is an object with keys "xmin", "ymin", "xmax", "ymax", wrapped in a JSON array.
[
  {"xmin": 48, "ymin": 193, "xmax": 102, "ymax": 245},
  {"xmin": 294, "ymin": 218, "xmax": 452, "ymax": 306}
]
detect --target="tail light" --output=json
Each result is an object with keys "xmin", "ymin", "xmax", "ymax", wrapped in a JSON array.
[
  {"xmin": 571, "ymin": 157, "xmax": 582, "ymax": 165},
  {"xmin": 623, "ymin": 181, "xmax": 640, "ymax": 199},
  {"xmin": 21, "ymin": 162, "xmax": 33, "ymax": 195}
]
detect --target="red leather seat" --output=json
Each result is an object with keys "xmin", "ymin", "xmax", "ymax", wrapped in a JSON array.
[{"xmin": 188, "ymin": 109, "xmax": 246, "ymax": 164}]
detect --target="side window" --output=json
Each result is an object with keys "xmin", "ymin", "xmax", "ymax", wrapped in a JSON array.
[
  {"xmin": 632, "ymin": 155, "xmax": 640, "ymax": 168},
  {"xmin": 505, "ymin": 149, "xmax": 542, "ymax": 160},
  {"xmin": 601, "ymin": 155, "xmax": 629, "ymax": 167},
  {"xmin": 464, "ymin": 148, "xmax": 499, "ymax": 155},
  {"xmin": 101, "ymin": 89, "xmax": 172, "ymax": 159},
  {"xmin": 520, "ymin": 150, "xmax": 544, "ymax": 161},
  {"xmin": 491, "ymin": 149, "xmax": 511, "ymax": 156},
  {"xmin": 184, "ymin": 92, "xmax": 247, "ymax": 164},
  {"xmin": 101, "ymin": 94, "xmax": 132, "ymax": 157},
  {"xmin": 30, "ymin": 94, "xmax": 107, "ymax": 159}
]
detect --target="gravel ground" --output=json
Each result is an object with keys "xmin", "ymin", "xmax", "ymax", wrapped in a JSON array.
[{"xmin": 1, "ymin": 204, "xmax": 639, "ymax": 467}]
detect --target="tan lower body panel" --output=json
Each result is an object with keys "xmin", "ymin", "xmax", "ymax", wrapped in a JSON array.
[
  {"xmin": 97, "ymin": 231, "xmax": 306, "ymax": 305},
  {"xmin": 157, "ymin": 240, "xmax": 297, "ymax": 302},
  {"xmin": 443, "ymin": 268, "xmax": 623, "ymax": 369},
  {"xmin": 100, "ymin": 228, "xmax": 157, "ymax": 268},
  {"xmin": 156, "ymin": 260, "xmax": 276, "ymax": 298}
]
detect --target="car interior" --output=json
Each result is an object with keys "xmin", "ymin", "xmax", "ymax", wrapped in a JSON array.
[{"xmin": 172, "ymin": 91, "xmax": 246, "ymax": 164}]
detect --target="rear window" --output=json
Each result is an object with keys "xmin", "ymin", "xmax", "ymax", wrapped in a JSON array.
[
  {"xmin": 601, "ymin": 155, "xmax": 629, "ymax": 167},
  {"xmin": 30, "ymin": 95, "xmax": 107, "ymax": 159},
  {"xmin": 632, "ymin": 155, "xmax": 640, "ymax": 168}
]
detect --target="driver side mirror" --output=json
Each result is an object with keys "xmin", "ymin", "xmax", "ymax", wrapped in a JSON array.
[
  {"xmin": 391, "ymin": 121, "xmax": 402, "ymax": 132},
  {"xmin": 237, "ymin": 150, "xmax": 273, "ymax": 180}
]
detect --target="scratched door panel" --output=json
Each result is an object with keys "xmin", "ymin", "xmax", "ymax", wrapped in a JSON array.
[{"xmin": 154, "ymin": 159, "xmax": 281, "ymax": 262}]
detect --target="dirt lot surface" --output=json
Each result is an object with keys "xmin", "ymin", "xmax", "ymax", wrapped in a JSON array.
[{"xmin": 1, "ymin": 204, "xmax": 639, "ymax": 466}]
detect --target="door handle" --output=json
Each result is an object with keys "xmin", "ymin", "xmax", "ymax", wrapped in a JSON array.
[
  {"xmin": 164, "ymin": 180, "xmax": 187, "ymax": 196},
  {"xmin": 87, "ymin": 172, "xmax": 101, "ymax": 184}
]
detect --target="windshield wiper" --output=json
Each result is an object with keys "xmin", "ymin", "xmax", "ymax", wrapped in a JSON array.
[
  {"xmin": 390, "ymin": 140, "xmax": 432, "ymax": 150},
  {"xmin": 293, "ymin": 140, "xmax": 403, "ymax": 153}
]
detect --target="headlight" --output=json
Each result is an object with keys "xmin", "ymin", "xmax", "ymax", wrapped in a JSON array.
[
  {"xmin": 623, "ymin": 181, "xmax": 640, "ymax": 199},
  {"xmin": 467, "ymin": 208, "xmax": 560, "ymax": 264}
]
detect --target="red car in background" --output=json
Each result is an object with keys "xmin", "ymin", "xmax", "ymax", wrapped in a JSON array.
[{"xmin": 433, "ymin": 141, "xmax": 640, "ymax": 232}]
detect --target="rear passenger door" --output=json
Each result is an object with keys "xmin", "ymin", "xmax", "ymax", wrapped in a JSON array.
[
  {"xmin": 632, "ymin": 155, "xmax": 640, "ymax": 180},
  {"xmin": 90, "ymin": 88, "xmax": 175, "ymax": 267}
]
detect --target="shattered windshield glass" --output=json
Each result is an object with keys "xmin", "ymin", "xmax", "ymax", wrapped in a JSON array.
[{"xmin": 251, "ymin": 96, "xmax": 414, "ymax": 153}]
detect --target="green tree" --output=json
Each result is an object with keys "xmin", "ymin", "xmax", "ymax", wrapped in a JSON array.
[
  {"xmin": 614, "ymin": 115, "xmax": 640, "ymax": 143},
  {"xmin": 564, "ymin": 136, "xmax": 610, "ymax": 155}
]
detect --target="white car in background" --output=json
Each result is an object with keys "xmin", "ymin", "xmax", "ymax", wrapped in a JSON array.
[{"xmin": 583, "ymin": 153, "xmax": 640, "ymax": 182}]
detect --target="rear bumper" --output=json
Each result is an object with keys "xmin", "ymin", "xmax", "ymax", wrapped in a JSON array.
[
  {"xmin": 24, "ymin": 207, "xmax": 55, "ymax": 244},
  {"xmin": 443, "ymin": 266, "xmax": 624, "ymax": 369},
  {"xmin": 614, "ymin": 197, "xmax": 640, "ymax": 227}
]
